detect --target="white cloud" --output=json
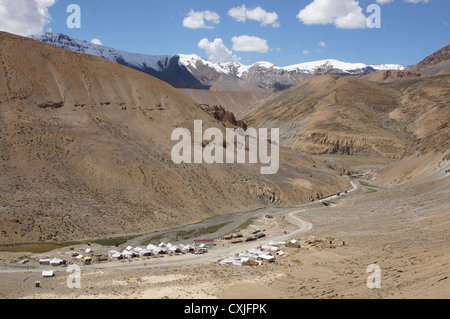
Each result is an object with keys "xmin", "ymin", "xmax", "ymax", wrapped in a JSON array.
[
  {"xmin": 302, "ymin": 49, "xmax": 310, "ymax": 55},
  {"xmin": 297, "ymin": 0, "xmax": 368, "ymax": 29},
  {"xmin": 0, "ymin": 0, "xmax": 55, "ymax": 36},
  {"xmin": 318, "ymin": 41, "xmax": 327, "ymax": 47},
  {"xmin": 91, "ymin": 38, "xmax": 102, "ymax": 46},
  {"xmin": 228, "ymin": 5, "xmax": 280, "ymax": 27},
  {"xmin": 231, "ymin": 35, "xmax": 270, "ymax": 53},
  {"xmin": 376, "ymin": 0, "xmax": 393, "ymax": 4},
  {"xmin": 183, "ymin": 9, "xmax": 220, "ymax": 29},
  {"xmin": 198, "ymin": 38, "xmax": 239, "ymax": 63}
]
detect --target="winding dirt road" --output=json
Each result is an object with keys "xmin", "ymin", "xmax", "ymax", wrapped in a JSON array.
[{"xmin": 0, "ymin": 179, "xmax": 361, "ymax": 274}]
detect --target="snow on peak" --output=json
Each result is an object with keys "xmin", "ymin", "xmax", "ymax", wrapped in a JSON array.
[
  {"xmin": 30, "ymin": 33, "xmax": 172, "ymax": 72},
  {"xmin": 177, "ymin": 54, "xmax": 236, "ymax": 75},
  {"xmin": 370, "ymin": 64, "xmax": 407, "ymax": 71},
  {"xmin": 30, "ymin": 33, "xmax": 406, "ymax": 78},
  {"xmin": 283, "ymin": 59, "xmax": 367, "ymax": 73}
]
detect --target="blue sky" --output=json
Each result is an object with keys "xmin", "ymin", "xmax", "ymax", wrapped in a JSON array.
[{"xmin": 0, "ymin": 0, "xmax": 448, "ymax": 66}]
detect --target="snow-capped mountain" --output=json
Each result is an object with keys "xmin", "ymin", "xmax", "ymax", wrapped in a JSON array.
[{"xmin": 30, "ymin": 33, "xmax": 406, "ymax": 92}]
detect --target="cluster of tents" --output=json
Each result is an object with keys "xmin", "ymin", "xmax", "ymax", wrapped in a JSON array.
[
  {"xmin": 39, "ymin": 257, "xmax": 66, "ymax": 266},
  {"xmin": 219, "ymin": 240, "xmax": 298, "ymax": 266},
  {"xmin": 108, "ymin": 242, "xmax": 201, "ymax": 260}
]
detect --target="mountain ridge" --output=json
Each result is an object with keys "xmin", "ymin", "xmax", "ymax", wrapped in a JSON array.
[{"xmin": 30, "ymin": 33, "xmax": 406, "ymax": 93}]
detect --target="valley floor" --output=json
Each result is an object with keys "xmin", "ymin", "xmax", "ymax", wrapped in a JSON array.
[{"xmin": 0, "ymin": 174, "xmax": 448, "ymax": 299}]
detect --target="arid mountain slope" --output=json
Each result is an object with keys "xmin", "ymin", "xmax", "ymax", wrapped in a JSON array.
[
  {"xmin": 0, "ymin": 32, "xmax": 348, "ymax": 244},
  {"xmin": 240, "ymin": 69, "xmax": 449, "ymax": 159},
  {"xmin": 362, "ymin": 44, "xmax": 450, "ymax": 83},
  {"xmin": 239, "ymin": 75, "xmax": 408, "ymax": 157},
  {"xmin": 411, "ymin": 44, "xmax": 450, "ymax": 75},
  {"xmin": 361, "ymin": 70, "xmax": 424, "ymax": 83}
]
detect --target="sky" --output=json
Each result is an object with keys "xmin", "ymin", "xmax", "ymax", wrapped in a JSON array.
[{"xmin": 0, "ymin": 0, "xmax": 448, "ymax": 66}]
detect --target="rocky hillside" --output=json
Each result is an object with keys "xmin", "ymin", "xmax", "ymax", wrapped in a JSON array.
[
  {"xmin": 239, "ymin": 71, "xmax": 450, "ymax": 159},
  {"xmin": 362, "ymin": 44, "xmax": 450, "ymax": 83},
  {"xmin": 411, "ymin": 44, "xmax": 450, "ymax": 75}
]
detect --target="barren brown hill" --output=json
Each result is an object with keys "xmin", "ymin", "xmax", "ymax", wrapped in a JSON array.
[
  {"xmin": 411, "ymin": 44, "xmax": 450, "ymax": 75},
  {"xmin": 0, "ymin": 32, "xmax": 348, "ymax": 245},
  {"xmin": 239, "ymin": 75, "xmax": 409, "ymax": 158},
  {"xmin": 361, "ymin": 70, "xmax": 424, "ymax": 83},
  {"xmin": 240, "ymin": 70, "xmax": 449, "ymax": 159},
  {"xmin": 362, "ymin": 45, "xmax": 450, "ymax": 83}
]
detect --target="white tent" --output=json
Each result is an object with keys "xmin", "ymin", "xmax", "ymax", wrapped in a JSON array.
[
  {"xmin": 85, "ymin": 248, "xmax": 93, "ymax": 253},
  {"xmin": 258, "ymin": 254, "xmax": 275, "ymax": 261},
  {"xmin": 220, "ymin": 258, "xmax": 233, "ymax": 265},
  {"xmin": 122, "ymin": 250, "xmax": 134, "ymax": 258},
  {"xmin": 42, "ymin": 270, "xmax": 54, "ymax": 277},
  {"xmin": 158, "ymin": 242, "xmax": 166, "ymax": 247},
  {"xmin": 277, "ymin": 250, "xmax": 285, "ymax": 256},
  {"xmin": 39, "ymin": 258, "xmax": 51, "ymax": 265},
  {"xmin": 76, "ymin": 254, "xmax": 83, "ymax": 260},
  {"xmin": 146, "ymin": 244, "xmax": 159, "ymax": 251},
  {"xmin": 139, "ymin": 249, "xmax": 152, "ymax": 257},
  {"xmin": 133, "ymin": 247, "xmax": 143, "ymax": 254},
  {"xmin": 278, "ymin": 242, "xmax": 286, "ymax": 247},
  {"xmin": 169, "ymin": 245, "xmax": 181, "ymax": 253},
  {"xmin": 111, "ymin": 252, "xmax": 122, "ymax": 259},
  {"xmin": 50, "ymin": 257, "xmax": 64, "ymax": 266},
  {"xmin": 182, "ymin": 244, "xmax": 195, "ymax": 252},
  {"xmin": 156, "ymin": 246, "xmax": 167, "ymax": 253},
  {"xmin": 268, "ymin": 241, "xmax": 278, "ymax": 246},
  {"xmin": 125, "ymin": 246, "xmax": 133, "ymax": 251}
]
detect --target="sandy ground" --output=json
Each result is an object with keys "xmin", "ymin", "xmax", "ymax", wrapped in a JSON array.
[{"xmin": 0, "ymin": 177, "xmax": 448, "ymax": 299}]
